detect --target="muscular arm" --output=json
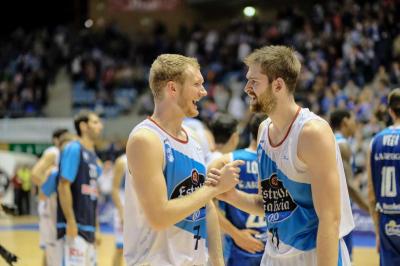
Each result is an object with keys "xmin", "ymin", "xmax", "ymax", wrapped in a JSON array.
[
  {"xmin": 338, "ymin": 142, "xmax": 369, "ymax": 212},
  {"xmin": 31, "ymin": 152, "xmax": 56, "ymax": 185},
  {"xmin": 126, "ymin": 129, "xmax": 239, "ymax": 230},
  {"xmin": 58, "ymin": 179, "xmax": 76, "ymax": 224},
  {"xmin": 206, "ymin": 201, "xmax": 224, "ymax": 266},
  {"xmin": 298, "ymin": 121, "xmax": 341, "ymax": 266},
  {"xmin": 111, "ymin": 156, "xmax": 125, "ymax": 222}
]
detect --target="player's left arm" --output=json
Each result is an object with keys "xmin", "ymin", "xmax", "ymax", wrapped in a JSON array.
[
  {"xmin": 31, "ymin": 152, "xmax": 56, "ymax": 185},
  {"xmin": 298, "ymin": 120, "xmax": 341, "ymax": 266},
  {"xmin": 206, "ymin": 200, "xmax": 224, "ymax": 266}
]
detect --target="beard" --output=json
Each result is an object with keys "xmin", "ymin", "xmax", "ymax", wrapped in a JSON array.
[{"xmin": 250, "ymin": 85, "xmax": 277, "ymax": 114}]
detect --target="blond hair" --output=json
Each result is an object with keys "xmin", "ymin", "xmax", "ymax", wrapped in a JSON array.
[
  {"xmin": 149, "ymin": 54, "xmax": 200, "ymax": 99},
  {"xmin": 244, "ymin": 45, "xmax": 301, "ymax": 93}
]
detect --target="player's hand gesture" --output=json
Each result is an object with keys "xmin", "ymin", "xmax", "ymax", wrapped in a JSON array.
[
  {"xmin": 232, "ymin": 229, "xmax": 265, "ymax": 254},
  {"xmin": 206, "ymin": 160, "xmax": 244, "ymax": 193}
]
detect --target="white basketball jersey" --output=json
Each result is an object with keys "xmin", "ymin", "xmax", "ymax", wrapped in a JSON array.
[
  {"xmin": 43, "ymin": 146, "xmax": 60, "ymax": 166},
  {"xmin": 123, "ymin": 118, "xmax": 208, "ymax": 266},
  {"xmin": 257, "ymin": 108, "xmax": 354, "ymax": 262}
]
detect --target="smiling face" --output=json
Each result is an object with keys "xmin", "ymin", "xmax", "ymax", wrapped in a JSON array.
[
  {"xmin": 176, "ymin": 65, "xmax": 207, "ymax": 117},
  {"xmin": 245, "ymin": 63, "xmax": 277, "ymax": 114}
]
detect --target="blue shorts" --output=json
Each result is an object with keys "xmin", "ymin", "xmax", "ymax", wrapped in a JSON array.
[
  {"xmin": 343, "ymin": 231, "xmax": 353, "ymax": 260},
  {"xmin": 224, "ymin": 236, "xmax": 263, "ymax": 266},
  {"xmin": 379, "ymin": 213, "xmax": 400, "ymax": 266}
]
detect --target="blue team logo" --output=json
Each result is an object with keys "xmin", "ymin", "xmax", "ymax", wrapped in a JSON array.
[
  {"xmin": 385, "ymin": 220, "xmax": 400, "ymax": 236},
  {"xmin": 261, "ymin": 173, "xmax": 298, "ymax": 224},
  {"xmin": 164, "ymin": 139, "xmax": 174, "ymax": 163},
  {"xmin": 170, "ymin": 169, "xmax": 206, "ymax": 221}
]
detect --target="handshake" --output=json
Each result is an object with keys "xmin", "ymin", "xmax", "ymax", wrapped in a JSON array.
[{"xmin": 205, "ymin": 160, "xmax": 244, "ymax": 196}]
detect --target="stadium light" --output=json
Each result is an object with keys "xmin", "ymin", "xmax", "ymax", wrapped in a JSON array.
[
  {"xmin": 84, "ymin": 19, "xmax": 94, "ymax": 28},
  {"xmin": 243, "ymin": 6, "xmax": 256, "ymax": 17}
]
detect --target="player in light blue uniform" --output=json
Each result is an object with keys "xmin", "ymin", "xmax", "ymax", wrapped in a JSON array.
[
  {"xmin": 368, "ymin": 88, "xmax": 400, "ymax": 266},
  {"xmin": 57, "ymin": 111, "xmax": 103, "ymax": 266},
  {"xmin": 209, "ymin": 113, "xmax": 268, "ymax": 266}
]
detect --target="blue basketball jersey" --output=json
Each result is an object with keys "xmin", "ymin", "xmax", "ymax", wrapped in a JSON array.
[
  {"xmin": 370, "ymin": 126, "xmax": 400, "ymax": 214},
  {"xmin": 56, "ymin": 141, "xmax": 102, "ymax": 243},
  {"xmin": 222, "ymin": 148, "xmax": 267, "ymax": 259},
  {"xmin": 370, "ymin": 126, "xmax": 400, "ymax": 266}
]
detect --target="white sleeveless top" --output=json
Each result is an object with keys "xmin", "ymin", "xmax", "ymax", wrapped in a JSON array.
[
  {"xmin": 257, "ymin": 108, "xmax": 354, "ymax": 259},
  {"xmin": 43, "ymin": 146, "xmax": 60, "ymax": 166},
  {"xmin": 123, "ymin": 118, "xmax": 208, "ymax": 266}
]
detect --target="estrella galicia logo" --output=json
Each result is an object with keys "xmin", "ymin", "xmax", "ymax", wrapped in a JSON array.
[
  {"xmin": 261, "ymin": 173, "xmax": 297, "ymax": 224},
  {"xmin": 191, "ymin": 169, "xmax": 199, "ymax": 185},
  {"xmin": 171, "ymin": 169, "xmax": 206, "ymax": 221}
]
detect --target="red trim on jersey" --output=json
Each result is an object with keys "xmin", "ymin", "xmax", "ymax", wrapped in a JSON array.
[
  {"xmin": 268, "ymin": 106, "xmax": 301, "ymax": 148},
  {"xmin": 148, "ymin": 116, "xmax": 189, "ymax": 144}
]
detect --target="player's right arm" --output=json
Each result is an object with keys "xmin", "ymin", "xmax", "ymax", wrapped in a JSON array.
[
  {"xmin": 126, "ymin": 128, "xmax": 242, "ymax": 230},
  {"xmin": 31, "ymin": 151, "xmax": 56, "ymax": 185},
  {"xmin": 366, "ymin": 144, "xmax": 380, "ymax": 252},
  {"xmin": 338, "ymin": 142, "xmax": 369, "ymax": 212},
  {"xmin": 57, "ymin": 142, "xmax": 80, "ymax": 238}
]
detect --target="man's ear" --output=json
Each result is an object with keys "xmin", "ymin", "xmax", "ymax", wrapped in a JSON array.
[
  {"xmin": 166, "ymin": 80, "xmax": 177, "ymax": 96},
  {"xmin": 273, "ymin": 78, "xmax": 284, "ymax": 92}
]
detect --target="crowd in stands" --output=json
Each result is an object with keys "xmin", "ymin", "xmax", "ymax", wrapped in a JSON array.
[{"xmin": 1, "ymin": 0, "xmax": 400, "ymax": 190}]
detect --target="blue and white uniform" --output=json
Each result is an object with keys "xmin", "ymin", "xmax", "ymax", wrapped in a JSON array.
[
  {"xmin": 56, "ymin": 140, "xmax": 102, "ymax": 266},
  {"xmin": 123, "ymin": 118, "xmax": 208, "ymax": 266},
  {"xmin": 38, "ymin": 146, "xmax": 60, "ymax": 249},
  {"xmin": 222, "ymin": 148, "xmax": 267, "ymax": 266},
  {"xmin": 39, "ymin": 167, "xmax": 59, "ymax": 266},
  {"xmin": 370, "ymin": 125, "xmax": 400, "ymax": 266},
  {"xmin": 257, "ymin": 108, "xmax": 354, "ymax": 266},
  {"xmin": 114, "ymin": 154, "xmax": 127, "ymax": 249}
]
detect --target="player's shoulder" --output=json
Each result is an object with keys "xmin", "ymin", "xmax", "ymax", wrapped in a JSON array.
[
  {"xmin": 300, "ymin": 118, "xmax": 332, "ymax": 138},
  {"xmin": 63, "ymin": 140, "xmax": 81, "ymax": 152}
]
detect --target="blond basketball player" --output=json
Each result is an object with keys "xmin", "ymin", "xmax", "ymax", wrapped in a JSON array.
[{"xmin": 124, "ymin": 54, "xmax": 243, "ymax": 266}]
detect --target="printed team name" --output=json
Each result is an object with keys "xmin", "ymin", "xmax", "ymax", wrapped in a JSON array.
[
  {"xmin": 377, "ymin": 202, "xmax": 400, "ymax": 213},
  {"xmin": 81, "ymin": 182, "xmax": 98, "ymax": 199},
  {"xmin": 374, "ymin": 153, "xmax": 400, "ymax": 161},
  {"xmin": 260, "ymin": 173, "xmax": 297, "ymax": 223},
  {"xmin": 383, "ymin": 135, "xmax": 399, "ymax": 146},
  {"xmin": 171, "ymin": 169, "xmax": 205, "ymax": 199},
  {"xmin": 238, "ymin": 180, "xmax": 258, "ymax": 190},
  {"xmin": 263, "ymin": 191, "xmax": 293, "ymax": 212},
  {"xmin": 178, "ymin": 183, "xmax": 204, "ymax": 197},
  {"xmin": 170, "ymin": 169, "xmax": 206, "ymax": 222}
]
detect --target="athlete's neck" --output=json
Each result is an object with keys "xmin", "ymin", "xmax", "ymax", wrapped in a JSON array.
[
  {"xmin": 268, "ymin": 101, "xmax": 300, "ymax": 135},
  {"xmin": 248, "ymin": 139, "xmax": 257, "ymax": 151},
  {"xmin": 79, "ymin": 135, "xmax": 95, "ymax": 151},
  {"xmin": 151, "ymin": 105, "xmax": 185, "ymax": 139}
]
